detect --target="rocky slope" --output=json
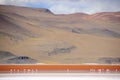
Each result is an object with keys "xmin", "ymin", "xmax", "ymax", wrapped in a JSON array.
[
  {"xmin": 0, "ymin": 51, "xmax": 38, "ymax": 64},
  {"xmin": 0, "ymin": 5, "xmax": 120, "ymax": 64}
]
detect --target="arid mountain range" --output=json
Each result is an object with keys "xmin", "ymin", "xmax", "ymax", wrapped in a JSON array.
[{"xmin": 0, "ymin": 5, "xmax": 120, "ymax": 64}]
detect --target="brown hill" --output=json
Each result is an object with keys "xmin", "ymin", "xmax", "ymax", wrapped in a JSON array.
[
  {"xmin": 87, "ymin": 12, "xmax": 120, "ymax": 22},
  {"xmin": 0, "ymin": 5, "xmax": 120, "ymax": 64}
]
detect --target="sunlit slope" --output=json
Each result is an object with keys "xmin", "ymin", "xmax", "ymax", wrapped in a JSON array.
[{"xmin": 0, "ymin": 5, "xmax": 120, "ymax": 64}]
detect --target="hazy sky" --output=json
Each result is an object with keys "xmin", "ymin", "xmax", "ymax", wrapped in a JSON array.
[{"xmin": 0, "ymin": 0, "xmax": 120, "ymax": 14}]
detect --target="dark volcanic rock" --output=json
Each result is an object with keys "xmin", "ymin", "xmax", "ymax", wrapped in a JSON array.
[
  {"xmin": 0, "ymin": 51, "xmax": 38, "ymax": 64},
  {"xmin": 1, "ymin": 56, "xmax": 38, "ymax": 64},
  {"xmin": 48, "ymin": 46, "xmax": 76, "ymax": 56},
  {"xmin": 36, "ymin": 8, "xmax": 53, "ymax": 14},
  {"xmin": 72, "ymin": 28, "xmax": 84, "ymax": 34},
  {"xmin": 114, "ymin": 58, "xmax": 120, "ymax": 62},
  {"xmin": 98, "ymin": 57, "xmax": 120, "ymax": 64}
]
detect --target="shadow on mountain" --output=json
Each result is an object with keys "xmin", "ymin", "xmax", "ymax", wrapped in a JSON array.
[
  {"xmin": 88, "ymin": 28, "xmax": 120, "ymax": 38},
  {"xmin": 71, "ymin": 28, "xmax": 120, "ymax": 38},
  {"xmin": 0, "ymin": 51, "xmax": 16, "ymax": 60},
  {"xmin": 0, "ymin": 13, "xmax": 39, "ymax": 42}
]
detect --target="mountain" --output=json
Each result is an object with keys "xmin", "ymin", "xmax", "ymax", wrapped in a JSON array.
[
  {"xmin": 35, "ymin": 8, "xmax": 53, "ymax": 14},
  {"xmin": 0, "ymin": 5, "xmax": 120, "ymax": 64},
  {"xmin": 87, "ymin": 12, "xmax": 120, "ymax": 22}
]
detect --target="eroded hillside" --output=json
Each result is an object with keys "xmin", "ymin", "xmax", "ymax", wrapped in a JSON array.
[{"xmin": 0, "ymin": 5, "xmax": 120, "ymax": 64}]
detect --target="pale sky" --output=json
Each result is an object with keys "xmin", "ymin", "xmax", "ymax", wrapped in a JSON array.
[{"xmin": 0, "ymin": 0, "xmax": 120, "ymax": 14}]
